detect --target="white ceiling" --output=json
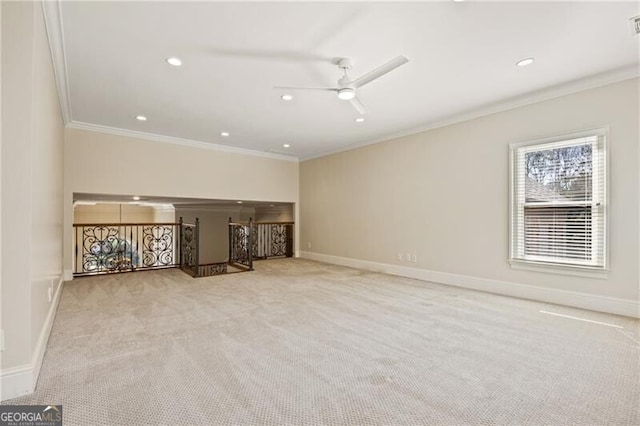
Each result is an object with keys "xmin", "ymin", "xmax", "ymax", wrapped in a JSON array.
[{"xmin": 56, "ymin": 1, "xmax": 639, "ymax": 159}]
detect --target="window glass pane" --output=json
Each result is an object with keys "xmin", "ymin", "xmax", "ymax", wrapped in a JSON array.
[{"xmin": 525, "ymin": 144, "xmax": 592, "ymax": 202}]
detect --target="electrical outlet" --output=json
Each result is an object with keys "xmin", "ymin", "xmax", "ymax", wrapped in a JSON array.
[
  {"xmin": 0, "ymin": 330, "xmax": 4, "ymax": 352},
  {"xmin": 631, "ymin": 15, "xmax": 640, "ymax": 35},
  {"xmin": 307, "ymin": 242, "xmax": 311, "ymax": 249},
  {"xmin": 412, "ymin": 254, "xmax": 417, "ymax": 263},
  {"xmin": 405, "ymin": 253, "xmax": 411, "ymax": 262},
  {"xmin": 397, "ymin": 253, "xmax": 402, "ymax": 261}
]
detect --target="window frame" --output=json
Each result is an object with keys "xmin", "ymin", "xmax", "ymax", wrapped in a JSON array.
[{"xmin": 508, "ymin": 127, "xmax": 609, "ymax": 277}]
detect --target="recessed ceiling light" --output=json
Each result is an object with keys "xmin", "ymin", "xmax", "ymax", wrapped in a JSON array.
[
  {"xmin": 453, "ymin": 0, "xmax": 465, "ymax": 2},
  {"xmin": 355, "ymin": 117, "xmax": 365, "ymax": 123},
  {"xmin": 283, "ymin": 144, "xmax": 290, "ymax": 148},
  {"xmin": 136, "ymin": 115, "xmax": 147, "ymax": 121},
  {"xmin": 220, "ymin": 132, "xmax": 230, "ymax": 137},
  {"xmin": 132, "ymin": 196, "xmax": 140, "ymax": 201},
  {"xmin": 516, "ymin": 57, "xmax": 535, "ymax": 67},
  {"xmin": 281, "ymin": 94, "xmax": 293, "ymax": 101},
  {"xmin": 166, "ymin": 57, "xmax": 182, "ymax": 66},
  {"xmin": 237, "ymin": 201, "xmax": 243, "ymax": 204}
]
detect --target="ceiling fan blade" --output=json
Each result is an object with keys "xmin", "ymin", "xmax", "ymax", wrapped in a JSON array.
[
  {"xmin": 273, "ymin": 86, "xmax": 338, "ymax": 92},
  {"xmin": 349, "ymin": 96, "xmax": 367, "ymax": 115},
  {"xmin": 348, "ymin": 56, "xmax": 409, "ymax": 89}
]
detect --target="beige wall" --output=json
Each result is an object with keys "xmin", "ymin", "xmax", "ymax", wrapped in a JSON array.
[
  {"xmin": 73, "ymin": 203, "xmax": 165, "ymax": 224},
  {"xmin": 63, "ymin": 128, "xmax": 299, "ymax": 275},
  {"xmin": 300, "ymin": 78, "xmax": 639, "ymax": 312},
  {"xmin": 255, "ymin": 205, "xmax": 294, "ymax": 222},
  {"xmin": 1, "ymin": 1, "xmax": 64, "ymax": 398},
  {"xmin": 175, "ymin": 208, "xmax": 240, "ymax": 264},
  {"xmin": 153, "ymin": 205, "xmax": 175, "ymax": 223}
]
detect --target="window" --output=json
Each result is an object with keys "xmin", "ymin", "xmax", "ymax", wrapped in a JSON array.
[{"xmin": 509, "ymin": 129, "xmax": 607, "ymax": 271}]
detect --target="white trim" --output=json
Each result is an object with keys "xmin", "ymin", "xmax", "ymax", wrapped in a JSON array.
[
  {"xmin": 508, "ymin": 260, "xmax": 608, "ymax": 279},
  {"xmin": 509, "ymin": 128, "xmax": 608, "ymax": 150},
  {"xmin": 41, "ymin": 0, "xmax": 72, "ymax": 124},
  {"xmin": 63, "ymin": 269, "xmax": 73, "ymax": 281},
  {"xmin": 0, "ymin": 365, "xmax": 33, "ymax": 402},
  {"xmin": 31, "ymin": 276, "xmax": 64, "ymax": 389},
  {"xmin": 301, "ymin": 69, "xmax": 638, "ymax": 161},
  {"xmin": 299, "ymin": 251, "xmax": 640, "ymax": 319},
  {"xmin": 508, "ymin": 127, "xmax": 608, "ymax": 271},
  {"xmin": 66, "ymin": 121, "xmax": 299, "ymax": 162},
  {"xmin": 1, "ymin": 277, "xmax": 64, "ymax": 401}
]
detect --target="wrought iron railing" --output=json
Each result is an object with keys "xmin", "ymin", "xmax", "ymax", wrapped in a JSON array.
[
  {"xmin": 228, "ymin": 218, "xmax": 254, "ymax": 271},
  {"xmin": 197, "ymin": 262, "xmax": 228, "ymax": 276},
  {"xmin": 73, "ymin": 218, "xmax": 295, "ymax": 278},
  {"xmin": 253, "ymin": 222, "xmax": 294, "ymax": 259},
  {"xmin": 179, "ymin": 218, "xmax": 199, "ymax": 277},
  {"xmin": 73, "ymin": 223, "xmax": 180, "ymax": 276}
]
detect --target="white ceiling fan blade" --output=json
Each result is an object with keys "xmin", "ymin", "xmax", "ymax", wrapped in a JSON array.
[
  {"xmin": 348, "ymin": 56, "xmax": 409, "ymax": 89},
  {"xmin": 349, "ymin": 96, "xmax": 367, "ymax": 115},
  {"xmin": 273, "ymin": 86, "xmax": 338, "ymax": 92}
]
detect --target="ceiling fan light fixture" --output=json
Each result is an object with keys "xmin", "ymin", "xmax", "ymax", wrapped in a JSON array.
[{"xmin": 337, "ymin": 88, "xmax": 356, "ymax": 100}]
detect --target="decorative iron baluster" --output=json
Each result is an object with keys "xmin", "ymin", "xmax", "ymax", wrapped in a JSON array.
[
  {"xmin": 181, "ymin": 223, "xmax": 196, "ymax": 275},
  {"xmin": 198, "ymin": 262, "xmax": 228, "ymax": 276},
  {"xmin": 270, "ymin": 224, "xmax": 287, "ymax": 257},
  {"xmin": 248, "ymin": 218, "xmax": 254, "ymax": 270},
  {"xmin": 229, "ymin": 220, "xmax": 254, "ymax": 270},
  {"xmin": 233, "ymin": 225, "xmax": 249, "ymax": 264},
  {"xmin": 81, "ymin": 225, "xmax": 128, "ymax": 273},
  {"xmin": 286, "ymin": 223, "xmax": 294, "ymax": 257},
  {"xmin": 142, "ymin": 225, "xmax": 174, "ymax": 267}
]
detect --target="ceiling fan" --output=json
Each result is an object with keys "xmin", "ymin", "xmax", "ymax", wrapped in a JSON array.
[{"xmin": 274, "ymin": 55, "xmax": 409, "ymax": 115}]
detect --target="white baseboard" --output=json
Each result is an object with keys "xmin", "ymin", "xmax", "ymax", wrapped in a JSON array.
[
  {"xmin": 63, "ymin": 269, "xmax": 73, "ymax": 281},
  {"xmin": 0, "ymin": 365, "xmax": 33, "ymax": 402},
  {"xmin": 1, "ymin": 276, "xmax": 64, "ymax": 402},
  {"xmin": 299, "ymin": 251, "xmax": 639, "ymax": 318},
  {"xmin": 31, "ymin": 276, "xmax": 64, "ymax": 388}
]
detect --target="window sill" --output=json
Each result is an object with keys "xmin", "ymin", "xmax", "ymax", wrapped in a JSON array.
[{"xmin": 508, "ymin": 259, "xmax": 608, "ymax": 279}]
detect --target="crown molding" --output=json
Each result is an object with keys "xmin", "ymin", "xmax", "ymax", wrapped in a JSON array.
[
  {"xmin": 43, "ymin": 0, "xmax": 637, "ymax": 163},
  {"xmin": 66, "ymin": 121, "xmax": 299, "ymax": 162},
  {"xmin": 301, "ymin": 66, "xmax": 639, "ymax": 161},
  {"xmin": 42, "ymin": 0, "xmax": 297, "ymax": 163},
  {"xmin": 42, "ymin": 0, "xmax": 72, "ymax": 124}
]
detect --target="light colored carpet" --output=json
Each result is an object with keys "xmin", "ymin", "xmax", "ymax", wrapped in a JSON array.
[{"xmin": 4, "ymin": 258, "xmax": 639, "ymax": 425}]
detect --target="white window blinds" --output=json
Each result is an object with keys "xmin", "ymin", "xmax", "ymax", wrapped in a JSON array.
[{"xmin": 510, "ymin": 131, "xmax": 607, "ymax": 269}]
